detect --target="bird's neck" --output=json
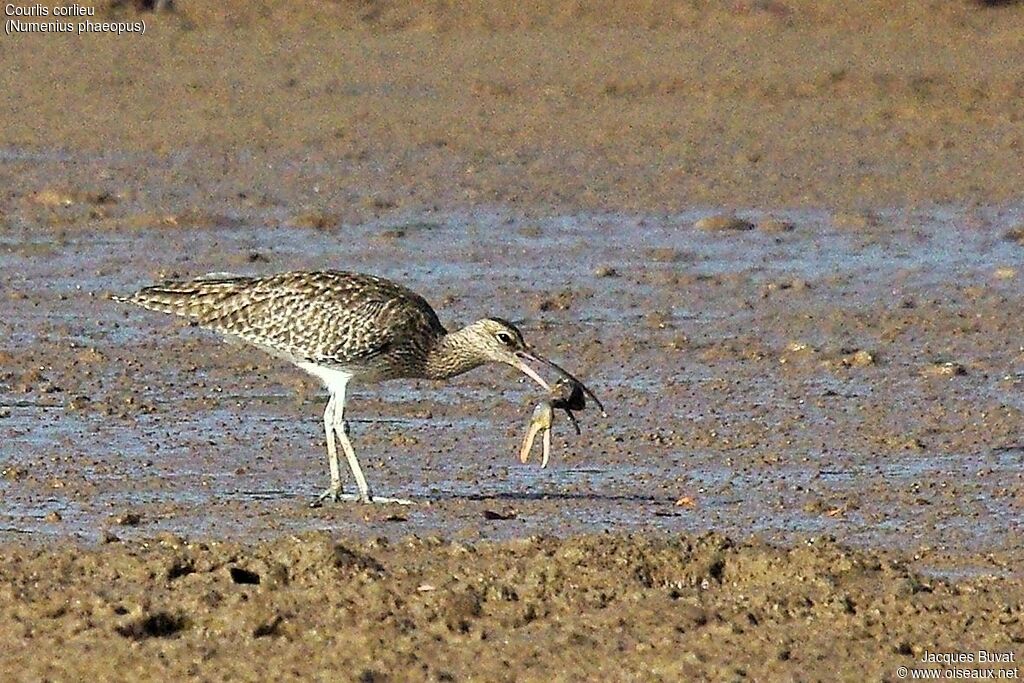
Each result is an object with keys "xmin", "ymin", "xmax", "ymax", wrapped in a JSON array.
[{"xmin": 424, "ymin": 326, "xmax": 486, "ymax": 380}]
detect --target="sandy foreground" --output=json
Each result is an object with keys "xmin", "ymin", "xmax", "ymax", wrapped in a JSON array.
[
  {"xmin": 2, "ymin": 0, "xmax": 1024, "ymax": 680},
  {"xmin": 0, "ymin": 532, "xmax": 1021, "ymax": 682}
]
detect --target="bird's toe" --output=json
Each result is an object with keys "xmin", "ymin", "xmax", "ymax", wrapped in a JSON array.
[
  {"xmin": 367, "ymin": 495, "xmax": 415, "ymax": 506},
  {"xmin": 311, "ymin": 485, "xmax": 346, "ymax": 507}
]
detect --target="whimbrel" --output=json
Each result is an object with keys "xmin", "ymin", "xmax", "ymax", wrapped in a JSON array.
[{"xmin": 115, "ymin": 270, "xmax": 602, "ymax": 505}]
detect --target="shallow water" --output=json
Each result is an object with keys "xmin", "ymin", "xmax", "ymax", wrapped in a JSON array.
[{"xmin": 1, "ymin": 202, "xmax": 1022, "ymax": 574}]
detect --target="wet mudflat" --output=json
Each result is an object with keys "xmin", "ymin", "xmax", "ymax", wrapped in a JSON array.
[{"xmin": 2, "ymin": 196, "xmax": 1022, "ymax": 577}]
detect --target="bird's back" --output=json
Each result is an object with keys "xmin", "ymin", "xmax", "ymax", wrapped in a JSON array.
[{"xmin": 117, "ymin": 271, "xmax": 448, "ymax": 378}]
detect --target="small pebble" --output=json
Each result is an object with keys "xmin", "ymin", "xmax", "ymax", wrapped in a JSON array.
[
  {"xmin": 2, "ymin": 467, "xmax": 26, "ymax": 481},
  {"xmin": 483, "ymin": 509, "xmax": 517, "ymax": 521},
  {"xmin": 758, "ymin": 218, "xmax": 795, "ymax": 233},
  {"xmin": 920, "ymin": 362, "xmax": 967, "ymax": 377},
  {"xmin": 646, "ymin": 247, "xmax": 687, "ymax": 262},
  {"xmin": 292, "ymin": 212, "xmax": 340, "ymax": 231},
  {"xmin": 803, "ymin": 499, "xmax": 827, "ymax": 514},
  {"xmin": 29, "ymin": 188, "xmax": 75, "ymax": 207},
  {"xmin": 155, "ymin": 532, "xmax": 186, "ymax": 548},
  {"xmin": 832, "ymin": 211, "xmax": 880, "ymax": 230},
  {"xmin": 1004, "ymin": 226, "xmax": 1024, "ymax": 245},
  {"xmin": 68, "ymin": 395, "xmax": 91, "ymax": 410},
  {"xmin": 838, "ymin": 350, "xmax": 875, "ymax": 368},
  {"xmin": 116, "ymin": 511, "xmax": 143, "ymax": 527},
  {"xmin": 695, "ymin": 214, "xmax": 755, "ymax": 232}
]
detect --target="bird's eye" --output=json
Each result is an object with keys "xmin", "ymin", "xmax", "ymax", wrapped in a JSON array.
[{"xmin": 496, "ymin": 332, "xmax": 515, "ymax": 346}]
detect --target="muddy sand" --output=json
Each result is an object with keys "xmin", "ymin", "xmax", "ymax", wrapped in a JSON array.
[{"xmin": 2, "ymin": 0, "xmax": 1024, "ymax": 680}]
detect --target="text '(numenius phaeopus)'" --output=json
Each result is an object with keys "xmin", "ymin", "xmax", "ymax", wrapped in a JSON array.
[{"xmin": 5, "ymin": 4, "xmax": 145, "ymax": 35}]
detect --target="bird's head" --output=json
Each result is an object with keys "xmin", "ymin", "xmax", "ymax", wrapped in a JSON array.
[
  {"xmin": 458, "ymin": 318, "xmax": 552, "ymax": 389},
  {"xmin": 458, "ymin": 319, "xmax": 605, "ymax": 416}
]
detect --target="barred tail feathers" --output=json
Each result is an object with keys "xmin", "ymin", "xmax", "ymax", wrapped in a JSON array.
[{"xmin": 114, "ymin": 274, "xmax": 254, "ymax": 323}]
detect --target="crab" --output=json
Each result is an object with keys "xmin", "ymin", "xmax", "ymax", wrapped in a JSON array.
[{"xmin": 519, "ymin": 376, "xmax": 605, "ymax": 468}]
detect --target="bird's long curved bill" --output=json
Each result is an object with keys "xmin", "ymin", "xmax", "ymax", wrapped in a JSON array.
[
  {"xmin": 515, "ymin": 350, "xmax": 607, "ymax": 417},
  {"xmin": 514, "ymin": 357, "xmax": 552, "ymax": 392}
]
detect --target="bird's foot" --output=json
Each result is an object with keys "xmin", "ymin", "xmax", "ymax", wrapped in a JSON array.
[
  {"xmin": 310, "ymin": 487, "xmax": 414, "ymax": 507},
  {"xmin": 310, "ymin": 485, "xmax": 353, "ymax": 508},
  {"xmin": 365, "ymin": 495, "xmax": 415, "ymax": 506}
]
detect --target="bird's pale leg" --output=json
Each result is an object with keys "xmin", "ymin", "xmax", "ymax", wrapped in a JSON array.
[
  {"xmin": 332, "ymin": 401, "xmax": 414, "ymax": 506},
  {"xmin": 311, "ymin": 393, "xmax": 345, "ymax": 506},
  {"xmin": 335, "ymin": 415, "xmax": 373, "ymax": 503}
]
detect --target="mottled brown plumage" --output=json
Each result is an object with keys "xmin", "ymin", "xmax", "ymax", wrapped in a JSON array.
[
  {"xmin": 119, "ymin": 271, "xmax": 450, "ymax": 379},
  {"xmin": 115, "ymin": 270, "xmax": 601, "ymax": 505}
]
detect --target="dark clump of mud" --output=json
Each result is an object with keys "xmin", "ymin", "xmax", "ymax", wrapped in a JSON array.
[{"xmin": 1, "ymin": 532, "xmax": 1021, "ymax": 681}]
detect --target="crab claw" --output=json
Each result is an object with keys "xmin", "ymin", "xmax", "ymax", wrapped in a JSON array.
[
  {"xmin": 520, "ymin": 402, "xmax": 553, "ymax": 464},
  {"xmin": 541, "ymin": 424, "xmax": 552, "ymax": 469}
]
